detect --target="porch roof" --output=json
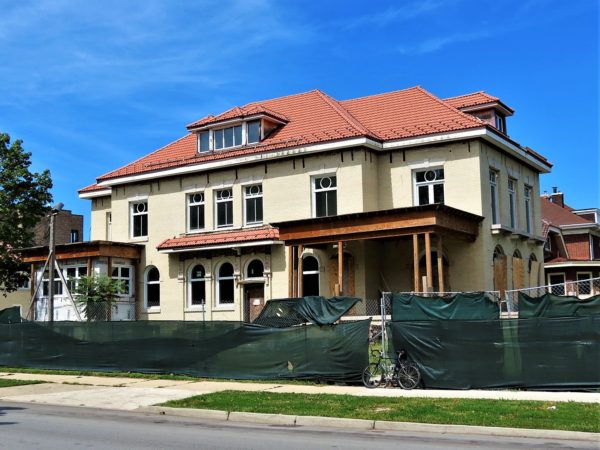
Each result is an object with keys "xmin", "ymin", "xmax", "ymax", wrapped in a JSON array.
[
  {"xmin": 20, "ymin": 240, "xmax": 144, "ymax": 263},
  {"xmin": 272, "ymin": 204, "xmax": 483, "ymax": 246}
]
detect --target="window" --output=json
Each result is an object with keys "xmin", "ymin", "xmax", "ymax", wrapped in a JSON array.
[
  {"xmin": 215, "ymin": 189, "xmax": 233, "ymax": 228},
  {"xmin": 414, "ymin": 168, "xmax": 444, "ymax": 206},
  {"xmin": 247, "ymin": 120, "xmax": 261, "ymax": 144},
  {"xmin": 495, "ymin": 114, "xmax": 506, "ymax": 133},
  {"xmin": 214, "ymin": 125, "xmax": 242, "ymax": 150},
  {"xmin": 216, "ymin": 262, "xmax": 234, "ymax": 305},
  {"xmin": 313, "ymin": 176, "xmax": 337, "ymax": 217},
  {"xmin": 131, "ymin": 201, "xmax": 148, "ymax": 238},
  {"xmin": 42, "ymin": 269, "xmax": 63, "ymax": 296},
  {"xmin": 18, "ymin": 275, "xmax": 30, "ymax": 290},
  {"xmin": 145, "ymin": 266, "xmax": 160, "ymax": 308},
  {"xmin": 199, "ymin": 131, "xmax": 210, "ymax": 152},
  {"xmin": 70, "ymin": 229, "xmax": 79, "ymax": 243},
  {"xmin": 489, "ymin": 170, "xmax": 499, "ymax": 224},
  {"xmin": 106, "ymin": 212, "xmax": 112, "ymax": 240},
  {"xmin": 548, "ymin": 273, "xmax": 565, "ymax": 296},
  {"xmin": 302, "ymin": 255, "xmax": 320, "ymax": 296},
  {"xmin": 524, "ymin": 185, "xmax": 533, "ymax": 233},
  {"xmin": 508, "ymin": 179, "xmax": 517, "ymax": 229},
  {"xmin": 576, "ymin": 272, "xmax": 592, "ymax": 296},
  {"xmin": 188, "ymin": 192, "xmax": 205, "ymax": 232},
  {"xmin": 247, "ymin": 259, "xmax": 264, "ymax": 278},
  {"xmin": 244, "ymin": 185, "xmax": 263, "ymax": 225},
  {"xmin": 112, "ymin": 265, "xmax": 132, "ymax": 296},
  {"xmin": 65, "ymin": 265, "xmax": 87, "ymax": 292},
  {"xmin": 189, "ymin": 264, "xmax": 206, "ymax": 307}
]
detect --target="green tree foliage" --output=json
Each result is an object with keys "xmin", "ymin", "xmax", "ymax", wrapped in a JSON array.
[
  {"xmin": 0, "ymin": 133, "xmax": 53, "ymax": 295},
  {"xmin": 71, "ymin": 274, "xmax": 125, "ymax": 321}
]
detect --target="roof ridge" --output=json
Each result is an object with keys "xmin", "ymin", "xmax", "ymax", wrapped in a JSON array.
[
  {"xmin": 97, "ymin": 134, "xmax": 192, "ymax": 181},
  {"xmin": 339, "ymin": 85, "xmax": 422, "ymax": 104},
  {"xmin": 444, "ymin": 90, "xmax": 497, "ymax": 101},
  {"xmin": 242, "ymin": 89, "xmax": 321, "ymax": 109},
  {"xmin": 415, "ymin": 86, "xmax": 484, "ymax": 127},
  {"xmin": 313, "ymin": 90, "xmax": 373, "ymax": 136}
]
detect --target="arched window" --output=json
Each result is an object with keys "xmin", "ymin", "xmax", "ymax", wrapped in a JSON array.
[
  {"xmin": 247, "ymin": 259, "xmax": 264, "ymax": 278},
  {"xmin": 302, "ymin": 255, "xmax": 320, "ymax": 296},
  {"xmin": 529, "ymin": 253, "xmax": 537, "ymax": 262},
  {"xmin": 217, "ymin": 262, "xmax": 234, "ymax": 305},
  {"xmin": 493, "ymin": 245, "xmax": 505, "ymax": 261},
  {"xmin": 189, "ymin": 264, "xmax": 206, "ymax": 307},
  {"xmin": 513, "ymin": 249, "xmax": 522, "ymax": 259},
  {"xmin": 145, "ymin": 266, "xmax": 160, "ymax": 308}
]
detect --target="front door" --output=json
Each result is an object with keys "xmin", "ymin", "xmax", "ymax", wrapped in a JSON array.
[{"xmin": 244, "ymin": 283, "xmax": 265, "ymax": 322}]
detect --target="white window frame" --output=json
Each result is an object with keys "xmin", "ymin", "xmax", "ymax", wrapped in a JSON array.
[
  {"xmin": 245, "ymin": 258, "xmax": 265, "ymax": 280},
  {"xmin": 41, "ymin": 268, "xmax": 63, "ymax": 297},
  {"xmin": 70, "ymin": 229, "xmax": 79, "ymax": 243},
  {"xmin": 187, "ymin": 191, "xmax": 205, "ymax": 233},
  {"xmin": 547, "ymin": 272, "xmax": 566, "ymax": 295},
  {"xmin": 246, "ymin": 120, "xmax": 261, "ymax": 144},
  {"xmin": 302, "ymin": 254, "xmax": 320, "ymax": 296},
  {"xmin": 64, "ymin": 265, "xmax": 88, "ymax": 293},
  {"xmin": 213, "ymin": 124, "xmax": 244, "ymax": 150},
  {"xmin": 215, "ymin": 188, "xmax": 234, "ymax": 229},
  {"xmin": 508, "ymin": 178, "xmax": 517, "ymax": 229},
  {"xmin": 188, "ymin": 264, "xmax": 207, "ymax": 309},
  {"xmin": 576, "ymin": 272, "xmax": 593, "ymax": 296},
  {"xmin": 130, "ymin": 201, "xmax": 148, "ymax": 239},
  {"xmin": 489, "ymin": 169, "xmax": 499, "ymax": 225},
  {"xmin": 215, "ymin": 262, "xmax": 235, "ymax": 307},
  {"xmin": 144, "ymin": 266, "xmax": 160, "ymax": 311},
  {"xmin": 524, "ymin": 185, "xmax": 533, "ymax": 234},
  {"xmin": 111, "ymin": 265, "xmax": 133, "ymax": 297},
  {"xmin": 312, "ymin": 175, "xmax": 337, "ymax": 218},
  {"xmin": 244, "ymin": 184, "xmax": 263, "ymax": 226},
  {"xmin": 106, "ymin": 212, "xmax": 112, "ymax": 240},
  {"xmin": 18, "ymin": 272, "xmax": 30, "ymax": 290},
  {"xmin": 413, "ymin": 167, "xmax": 445, "ymax": 206}
]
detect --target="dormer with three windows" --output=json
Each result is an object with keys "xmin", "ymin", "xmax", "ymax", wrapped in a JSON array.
[{"xmin": 444, "ymin": 91, "xmax": 514, "ymax": 135}]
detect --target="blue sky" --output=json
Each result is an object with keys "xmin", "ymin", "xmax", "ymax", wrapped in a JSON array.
[{"xmin": 0, "ymin": 0, "xmax": 597, "ymax": 238}]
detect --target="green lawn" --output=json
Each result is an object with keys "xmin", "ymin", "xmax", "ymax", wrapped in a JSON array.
[
  {"xmin": 163, "ymin": 390, "xmax": 600, "ymax": 433},
  {"xmin": 0, "ymin": 379, "xmax": 44, "ymax": 388}
]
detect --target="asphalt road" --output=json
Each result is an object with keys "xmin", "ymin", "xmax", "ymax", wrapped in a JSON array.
[{"xmin": 0, "ymin": 402, "xmax": 596, "ymax": 450}]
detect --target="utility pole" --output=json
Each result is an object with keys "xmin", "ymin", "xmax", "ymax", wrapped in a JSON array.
[{"xmin": 47, "ymin": 203, "xmax": 63, "ymax": 323}]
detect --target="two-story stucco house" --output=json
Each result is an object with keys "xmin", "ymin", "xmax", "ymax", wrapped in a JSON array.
[{"xmin": 71, "ymin": 86, "xmax": 551, "ymax": 321}]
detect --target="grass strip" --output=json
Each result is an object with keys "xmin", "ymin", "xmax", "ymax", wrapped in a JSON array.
[
  {"xmin": 163, "ymin": 390, "xmax": 600, "ymax": 433},
  {"xmin": 0, "ymin": 379, "xmax": 44, "ymax": 388},
  {"xmin": 0, "ymin": 367, "xmax": 313, "ymax": 385}
]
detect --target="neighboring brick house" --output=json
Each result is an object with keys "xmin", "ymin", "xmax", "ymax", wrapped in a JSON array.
[
  {"xmin": 32, "ymin": 209, "xmax": 84, "ymax": 246},
  {"xmin": 62, "ymin": 86, "xmax": 552, "ymax": 322},
  {"xmin": 541, "ymin": 189, "xmax": 600, "ymax": 296}
]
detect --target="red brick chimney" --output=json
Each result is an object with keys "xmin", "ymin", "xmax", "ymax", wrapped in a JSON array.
[{"xmin": 549, "ymin": 187, "xmax": 564, "ymax": 208}]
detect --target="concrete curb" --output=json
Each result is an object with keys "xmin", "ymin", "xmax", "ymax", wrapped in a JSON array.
[{"xmin": 137, "ymin": 406, "xmax": 599, "ymax": 442}]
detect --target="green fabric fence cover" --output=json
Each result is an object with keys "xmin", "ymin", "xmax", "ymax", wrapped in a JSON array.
[
  {"xmin": 389, "ymin": 316, "xmax": 600, "ymax": 390},
  {"xmin": 518, "ymin": 293, "xmax": 600, "ymax": 318},
  {"xmin": 253, "ymin": 296, "xmax": 361, "ymax": 327},
  {"xmin": 0, "ymin": 306, "xmax": 22, "ymax": 324},
  {"xmin": 0, "ymin": 319, "xmax": 370, "ymax": 381},
  {"xmin": 391, "ymin": 293, "xmax": 499, "ymax": 321}
]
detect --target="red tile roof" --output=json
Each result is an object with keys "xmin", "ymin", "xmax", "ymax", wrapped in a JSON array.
[
  {"xmin": 79, "ymin": 183, "xmax": 109, "ymax": 193},
  {"xmin": 84, "ymin": 86, "xmax": 542, "ymax": 186},
  {"xmin": 157, "ymin": 225, "xmax": 279, "ymax": 250},
  {"xmin": 541, "ymin": 197, "xmax": 592, "ymax": 227},
  {"xmin": 444, "ymin": 91, "xmax": 500, "ymax": 109}
]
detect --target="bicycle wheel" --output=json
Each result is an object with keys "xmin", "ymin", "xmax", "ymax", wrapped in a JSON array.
[
  {"xmin": 397, "ymin": 362, "xmax": 421, "ymax": 390},
  {"xmin": 362, "ymin": 363, "xmax": 384, "ymax": 388}
]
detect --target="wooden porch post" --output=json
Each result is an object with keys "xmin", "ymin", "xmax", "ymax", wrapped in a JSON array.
[
  {"xmin": 425, "ymin": 232, "xmax": 433, "ymax": 292},
  {"xmin": 337, "ymin": 241, "xmax": 343, "ymax": 296},
  {"xmin": 413, "ymin": 233, "xmax": 420, "ymax": 292},
  {"xmin": 287, "ymin": 245, "xmax": 294, "ymax": 297},
  {"xmin": 437, "ymin": 234, "xmax": 444, "ymax": 294},
  {"xmin": 297, "ymin": 244, "xmax": 304, "ymax": 298}
]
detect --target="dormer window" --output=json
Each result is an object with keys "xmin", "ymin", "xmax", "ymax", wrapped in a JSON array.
[
  {"xmin": 215, "ymin": 125, "xmax": 242, "ymax": 150},
  {"xmin": 247, "ymin": 120, "xmax": 261, "ymax": 144},
  {"xmin": 199, "ymin": 131, "xmax": 210, "ymax": 152},
  {"xmin": 495, "ymin": 114, "xmax": 506, "ymax": 133}
]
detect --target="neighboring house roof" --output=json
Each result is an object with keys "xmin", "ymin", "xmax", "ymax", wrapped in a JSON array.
[
  {"xmin": 443, "ymin": 91, "xmax": 515, "ymax": 114},
  {"xmin": 157, "ymin": 225, "xmax": 280, "ymax": 251},
  {"xmin": 80, "ymin": 86, "xmax": 549, "ymax": 190},
  {"xmin": 541, "ymin": 197, "xmax": 592, "ymax": 227}
]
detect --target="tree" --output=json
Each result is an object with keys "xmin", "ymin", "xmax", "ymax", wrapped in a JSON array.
[
  {"xmin": 0, "ymin": 133, "xmax": 53, "ymax": 295},
  {"xmin": 71, "ymin": 274, "xmax": 125, "ymax": 321}
]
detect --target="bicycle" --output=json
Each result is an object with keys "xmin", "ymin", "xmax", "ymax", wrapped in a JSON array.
[{"xmin": 362, "ymin": 349, "xmax": 421, "ymax": 389}]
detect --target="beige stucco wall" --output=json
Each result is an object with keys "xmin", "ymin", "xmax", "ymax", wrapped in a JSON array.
[{"xmin": 86, "ymin": 140, "xmax": 546, "ymax": 320}]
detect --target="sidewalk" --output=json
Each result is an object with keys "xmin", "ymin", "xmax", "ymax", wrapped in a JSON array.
[{"xmin": 1, "ymin": 371, "xmax": 599, "ymax": 411}]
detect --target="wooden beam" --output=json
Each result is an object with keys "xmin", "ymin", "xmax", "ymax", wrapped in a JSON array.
[
  {"xmin": 338, "ymin": 241, "xmax": 343, "ymax": 296},
  {"xmin": 297, "ymin": 244, "xmax": 304, "ymax": 297},
  {"xmin": 437, "ymin": 234, "xmax": 444, "ymax": 294},
  {"xmin": 425, "ymin": 232, "xmax": 433, "ymax": 292},
  {"xmin": 413, "ymin": 234, "xmax": 420, "ymax": 292}
]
